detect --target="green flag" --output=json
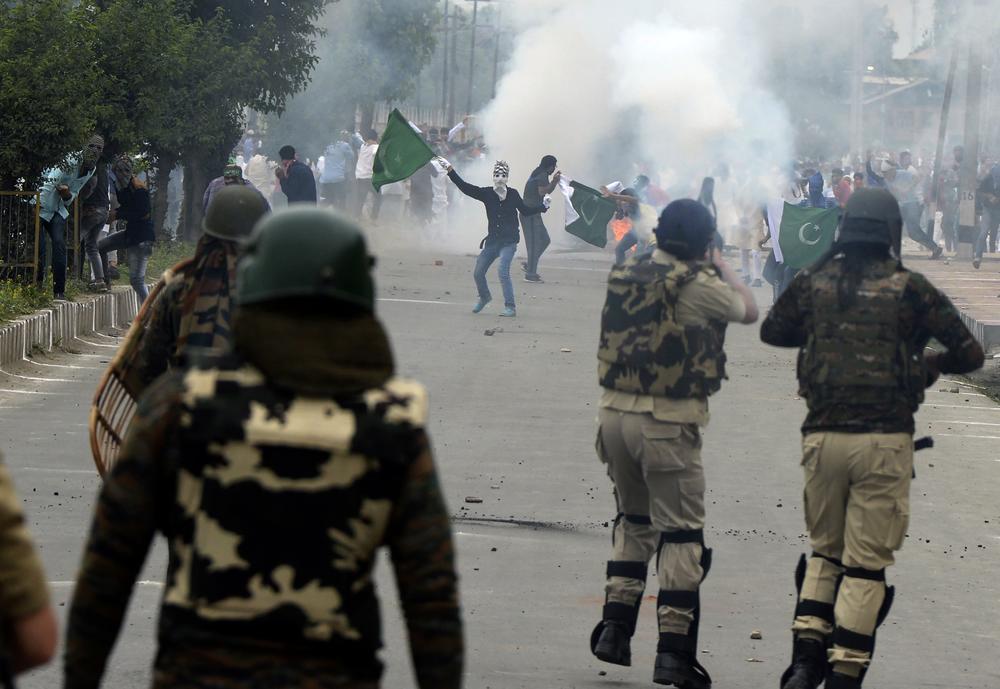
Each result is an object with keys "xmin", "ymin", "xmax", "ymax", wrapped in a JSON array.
[
  {"xmin": 371, "ymin": 109, "xmax": 435, "ymax": 191},
  {"xmin": 561, "ymin": 179, "xmax": 616, "ymax": 248},
  {"xmin": 775, "ymin": 203, "xmax": 841, "ymax": 269}
]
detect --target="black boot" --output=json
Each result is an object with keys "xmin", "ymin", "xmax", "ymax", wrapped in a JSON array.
[
  {"xmin": 591, "ymin": 620, "xmax": 631, "ymax": 666},
  {"xmin": 780, "ymin": 637, "xmax": 827, "ymax": 689},
  {"xmin": 653, "ymin": 651, "xmax": 711, "ymax": 689},
  {"xmin": 826, "ymin": 671, "xmax": 862, "ymax": 688}
]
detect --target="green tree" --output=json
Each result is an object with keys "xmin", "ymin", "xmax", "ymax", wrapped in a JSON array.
[
  {"xmin": 262, "ymin": 0, "xmax": 438, "ymax": 159},
  {"xmin": 0, "ymin": 0, "xmax": 100, "ymax": 189}
]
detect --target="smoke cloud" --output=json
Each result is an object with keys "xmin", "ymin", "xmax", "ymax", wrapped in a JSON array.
[{"xmin": 477, "ymin": 0, "xmax": 795, "ymax": 207}]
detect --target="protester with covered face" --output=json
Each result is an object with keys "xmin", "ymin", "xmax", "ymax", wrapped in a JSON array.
[
  {"xmin": 520, "ymin": 155, "xmax": 561, "ymax": 282},
  {"xmin": 98, "ymin": 155, "xmax": 155, "ymax": 302},
  {"xmin": 442, "ymin": 159, "xmax": 546, "ymax": 317},
  {"xmin": 275, "ymin": 145, "xmax": 317, "ymax": 205},
  {"xmin": 36, "ymin": 134, "xmax": 104, "ymax": 300},
  {"xmin": 202, "ymin": 162, "xmax": 269, "ymax": 214},
  {"xmin": 866, "ymin": 151, "xmax": 942, "ymax": 258}
]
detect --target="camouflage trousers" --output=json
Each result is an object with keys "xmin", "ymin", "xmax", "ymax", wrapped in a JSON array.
[
  {"xmin": 153, "ymin": 647, "xmax": 380, "ymax": 689},
  {"xmin": 793, "ymin": 432, "xmax": 912, "ymax": 679},
  {"xmin": 597, "ymin": 408, "xmax": 707, "ymax": 648}
]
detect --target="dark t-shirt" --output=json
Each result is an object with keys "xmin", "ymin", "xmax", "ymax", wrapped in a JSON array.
[{"xmin": 522, "ymin": 168, "xmax": 549, "ymax": 207}]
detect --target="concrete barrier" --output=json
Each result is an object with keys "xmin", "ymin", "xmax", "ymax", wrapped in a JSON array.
[{"xmin": 0, "ymin": 288, "xmax": 141, "ymax": 368}]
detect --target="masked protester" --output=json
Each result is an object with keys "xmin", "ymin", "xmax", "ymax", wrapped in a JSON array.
[
  {"xmin": 36, "ymin": 134, "xmax": 104, "ymax": 300},
  {"xmin": 761, "ymin": 189, "xmax": 984, "ymax": 689},
  {"xmin": 442, "ymin": 159, "xmax": 546, "ymax": 317},
  {"xmin": 66, "ymin": 207, "xmax": 463, "ymax": 689},
  {"xmin": 591, "ymin": 200, "xmax": 758, "ymax": 689},
  {"xmin": 99, "ymin": 155, "xmax": 155, "ymax": 302}
]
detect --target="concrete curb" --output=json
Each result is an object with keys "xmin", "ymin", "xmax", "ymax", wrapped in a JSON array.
[{"xmin": 0, "ymin": 288, "xmax": 139, "ymax": 367}]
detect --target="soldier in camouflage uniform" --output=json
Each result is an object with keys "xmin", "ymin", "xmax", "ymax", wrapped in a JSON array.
[
  {"xmin": 66, "ymin": 207, "xmax": 463, "ymax": 689},
  {"xmin": 133, "ymin": 185, "xmax": 269, "ymax": 390},
  {"xmin": 591, "ymin": 199, "xmax": 758, "ymax": 688},
  {"xmin": 0, "ymin": 453, "xmax": 57, "ymax": 680},
  {"xmin": 761, "ymin": 188, "xmax": 984, "ymax": 689}
]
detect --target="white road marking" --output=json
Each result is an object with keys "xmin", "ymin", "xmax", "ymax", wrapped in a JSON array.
[
  {"xmin": 22, "ymin": 359, "xmax": 96, "ymax": 370},
  {"xmin": 378, "ymin": 298, "xmax": 457, "ymax": 305},
  {"xmin": 0, "ymin": 368, "xmax": 76, "ymax": 383},
  {"xmin": 923, "ymin": 403, "xmax": 1000, "ymax": 411},
  {"xmin": 936, "ymin": 433, "xmax": 1000, "ymax": 440},
  {"xmin": 74, "ymin": 338, "xmax": 118, "ymax": 348},
  {"xmin": 930, "ymin": 420, "xmax": 1000, "ymax": 427},
  {"xmin": 89, "ymin": 332, "xmax": 119, "ymax": 340},
  {"xmin": 0, "ymin": 388, "xmax": 70, "ymax": 396},
  {"xmin": 14, "ymin": 467, "xmax": 97, "ymax": 475}
]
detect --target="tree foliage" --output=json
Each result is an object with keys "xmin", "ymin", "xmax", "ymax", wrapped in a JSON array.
[
  {"xmin": 262, "ymin": 0, "xmax": 438, "ymax": 158},
  {"xmin": 0, "ymin": 0, "xmax": 100, "ymax": 188}
]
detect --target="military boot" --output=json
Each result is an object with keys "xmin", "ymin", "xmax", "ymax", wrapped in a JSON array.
[
  {"xmin": 652, "ymin": 651, "xmax": 711, "ymax": 689},
  {"xmin": 591, "ymin": 620, "xmax": 632, "ymax": 666},
  {"xmin": 780, "ymin": 637, "xmax": 827, "ymax": 689}
]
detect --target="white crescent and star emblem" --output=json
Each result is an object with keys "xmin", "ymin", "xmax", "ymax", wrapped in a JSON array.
[{"xmin": 798, "ymin": 222, "xmax": 823, "ymax": 245}]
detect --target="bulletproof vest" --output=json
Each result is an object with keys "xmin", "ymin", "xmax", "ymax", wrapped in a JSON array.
[
  {"xmin": 797, "ymin": 261, "xmax": 924, "ymax": 411},
  {"xmin": 598, "ymin": 254, "xmax": 727, "ymax": 399},
  {"xmin": 160, "ymin": 359, "xmax": 427, "ymax": 656}
]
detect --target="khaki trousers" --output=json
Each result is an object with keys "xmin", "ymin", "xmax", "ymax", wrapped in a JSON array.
[
  {"xmin": 597, "ymin": 408, "xmax": 706, "ymax": 638},
  {"xmin": 793, "ymin": 432, "xmax": 912, "ymax": 678}
]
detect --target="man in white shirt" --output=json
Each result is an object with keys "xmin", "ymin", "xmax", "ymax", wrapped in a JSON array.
[{"xmin": 354, "ymin": 129, "xmax": 381, "ymax": 221}]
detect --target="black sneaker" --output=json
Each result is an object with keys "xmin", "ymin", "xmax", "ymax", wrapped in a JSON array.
[
  {"xmin": 524, "ymin": 274, "xmax": 544, "ymax": 283},
  {"xmin": 973, "ymin": 258, "xmax": 981, "ymax": 269},
  {"xmin": 931, "ymin": 245, "xmax": 943, "ymax": 260},
  {"xmin": 53, "ymin": 293, "xmax": 70, "ymax": 302}
]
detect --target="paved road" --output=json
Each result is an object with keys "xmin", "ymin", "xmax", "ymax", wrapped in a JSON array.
[{"xmin": 4, "ymin": 247, "xmax": 999, "ymax": 688}]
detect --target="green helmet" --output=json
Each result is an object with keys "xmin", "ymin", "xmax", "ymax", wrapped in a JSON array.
[
  {"xmin": 237, "ymin": 207, "xmax": 375, "ymax": 310},
  {"xmin": 836, "ymin": 187, "xmax": 903, "ymax": 253},
  {"xmin": 203, "ymin": 186, "xmax": 269, "ymax": 241}
]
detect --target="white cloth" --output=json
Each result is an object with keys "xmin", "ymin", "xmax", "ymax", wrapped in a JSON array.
[
  {"xmin": 766, "ymin": 198, "xmax": 786, "ymax": 264},
  {"xmin": 355, "ymin": 143, "xmax": 378, "ymax": 180},
  {"xmin": 447, "ymin": 122, "xmax": 465, "ymax": 142},
  {"xmin": 604, "ymin": 180, "xmax": 625, "ymax": 195}
]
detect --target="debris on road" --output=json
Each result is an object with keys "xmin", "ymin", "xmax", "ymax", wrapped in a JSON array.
[
  {"xmin": 465, "ymin": 496, "xmax": 483, "ymax": 504},
  {"xmin": 434, "ymin": 259, "xmax": 444, "ymax": 266},
  {"xmin": 560, "ymin": 347, "xmax": 572, "ymax": 353},
  {"xmin": 745, "ymin": 657, "xmax": 764, "ymax": 663},
  {"xmin": 750, "ymin": 630, "xmax": 763, "ymax": 639}
]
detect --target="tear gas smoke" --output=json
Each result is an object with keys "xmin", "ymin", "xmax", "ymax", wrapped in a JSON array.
[{"xmin": 436, "ymin": 0, "xmax": 797, "ymax": 250}]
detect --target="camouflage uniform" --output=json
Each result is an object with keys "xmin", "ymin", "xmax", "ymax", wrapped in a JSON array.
[
  {"xmin": 65, "ymin": 354, "xmax": 462, "ymax": 689},
  {"xmin": 761, "ymin": 256, "xmax": 984, "ymax": 682},
  {"xmin": 593, "ymin": 249, "xmax": 744, "ymax": 672},
  {"xmin": 134, "ymin": 235, "xmax": 238, "ymax": 389},
  {"xmin": 0, "ymin": 454, "xmax": 50, "ymax": 677}
]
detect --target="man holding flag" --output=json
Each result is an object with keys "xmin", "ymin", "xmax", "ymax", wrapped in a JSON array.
[
  {"xmin": 765, "ymin": 198, "xmax": 841, "ymax": 298},
  {"xmin": 441, "ymin": 159, "xmax": 546, "ymax": 317}
]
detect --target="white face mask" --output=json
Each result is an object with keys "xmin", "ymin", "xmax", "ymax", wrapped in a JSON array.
[{"xmin": 493, "ymin": 173, "xmax": 508, "ymax": 199}]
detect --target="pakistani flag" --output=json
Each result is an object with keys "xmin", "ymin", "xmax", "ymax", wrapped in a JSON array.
[
  {"xmin": 766, "ymin": 201, "xmax": 841, "ymax": 269},
  {"xmin": 559, "ymin": 178, "xmax": 616, "ymax": 248},
  {"xmin": 371, "ymin": 109, "xmax": 435, "ymax": 191}
]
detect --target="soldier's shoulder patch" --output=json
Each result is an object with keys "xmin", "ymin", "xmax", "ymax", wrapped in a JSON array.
[{"xmin": 363, "ymin": 378, "xmax": 428, "ymax": 427}]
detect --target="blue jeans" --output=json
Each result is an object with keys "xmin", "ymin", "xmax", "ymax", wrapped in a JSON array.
[
  {"xmin": 474, "ymin": 242, "xmax": 516, "ymax": 308},
  {"xmin": 99, "ymin": 232, "xmax": 153, "ymax": 303},
  {"xmin": 37, "ymin": 213, "xmax": 68, "ymax": 294},
  {"xmin": 976, "ymin": 207, "xmax": 1000, "ymax": 259},
  {"xmin": 615, "ymin": 228, "xmax": 639, "ymax": 264}
]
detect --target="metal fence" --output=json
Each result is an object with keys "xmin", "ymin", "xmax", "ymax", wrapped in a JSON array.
[
  {"xmin": 0, "ymin": 191, "xmax": 84, "ymax": 284},
  {"xmin": 0, "ymin": 191, "xmax": 41, "ymax": 283}
]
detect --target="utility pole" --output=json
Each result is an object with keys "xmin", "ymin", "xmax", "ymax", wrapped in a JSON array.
[
  {"xmin": 957, "ymin": 16, "xmax": 984, "ymax": 255},
  {"xmin": 929, "ymin": 48, "xmax": 958, "ymax": 223},
  {"xmin": 441, "ymin": 0, "xmax": 449, "ymax": 119},
  {"xmin": 491, "ymin": 1, "xmax": 502, "ymax": 100},
  {"xmin": 849, "ymin": 0, "xmax": 864, "ymax": 156},
  {"xmin": 466, "ymin": 0, "xmax": 479, "ymax": 116},
  {"xmin": 448, "ymin": 2, "xmax": 458, "ymax": 126}
]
